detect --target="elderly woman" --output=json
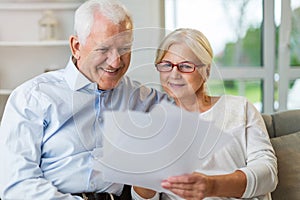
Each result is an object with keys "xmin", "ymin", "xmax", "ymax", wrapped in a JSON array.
[{"xmin": 134, "ymin": 28, "xmax": 278, "ymax": 200}]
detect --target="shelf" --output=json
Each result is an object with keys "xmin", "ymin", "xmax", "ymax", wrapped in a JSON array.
[
  {"xmin": 0, "ymin": 1, "xmax": 78, "ymax": 120},
  {"xmin": 0, "ymin": 89, "xmax": 12, "ymax": 95},
  {"xmin": 0, "ymin": 2, "xmax": 82, "ymax": 10},
  {"xmin": 0, "ymin": 40, "xmax": 69, "ymax": 47}
]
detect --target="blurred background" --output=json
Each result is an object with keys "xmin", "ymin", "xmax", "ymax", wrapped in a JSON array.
[{"xmin": 0, "ymin": 0, "xmax": 299, "ymax": 122}]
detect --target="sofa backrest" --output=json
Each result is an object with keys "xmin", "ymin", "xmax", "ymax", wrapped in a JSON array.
[
  {"xmin": 262, "ymin": 109, "xmax": 300, "ymax": 138},
  {"xmin": 270, "ymin": 132, "xmax": 300, "ymax": 199}
]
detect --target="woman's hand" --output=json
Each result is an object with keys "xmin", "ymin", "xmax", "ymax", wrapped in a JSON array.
[
  {"xmin": 161, "ymin": 170, "xmax": 246, "ymax": 200},
  {"xmin": 161, "ymin": 172, "xmax": 213, "ymax": 200}
]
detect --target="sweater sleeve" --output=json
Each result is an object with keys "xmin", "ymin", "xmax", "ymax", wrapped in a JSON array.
[{"xmin": 239, "ymin": 101, "xmax": 278, "ymax": 198}]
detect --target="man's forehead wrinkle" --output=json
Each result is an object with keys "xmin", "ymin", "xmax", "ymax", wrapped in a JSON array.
[{"xmin": 90, "ymin": 32, "xmax": 131, "ymax": 48}]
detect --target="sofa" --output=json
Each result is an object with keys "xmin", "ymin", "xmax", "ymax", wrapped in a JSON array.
[{"xmin": 262, "ymin": 109, "xmax": 300, "ymax": 200}]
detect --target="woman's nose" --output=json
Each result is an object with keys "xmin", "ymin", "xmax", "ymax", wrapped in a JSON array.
[{"xmin": 169, "ymin": 65, "xmax": 182, "ymax": 78}]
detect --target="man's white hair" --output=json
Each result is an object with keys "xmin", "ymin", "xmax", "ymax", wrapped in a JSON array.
[{"xmin": 74, "ymin": 0, "xmax": 132, "ymax": 44}]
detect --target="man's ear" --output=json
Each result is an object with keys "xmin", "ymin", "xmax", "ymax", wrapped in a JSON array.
[{"xmin": 69, "ymin": 35, "xmax": 81, "ymax": 60}]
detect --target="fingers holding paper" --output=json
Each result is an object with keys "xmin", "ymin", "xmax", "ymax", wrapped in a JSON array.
[{"xmin": 161, "ymin": 172, "xmax": 212, "ymax": 200}]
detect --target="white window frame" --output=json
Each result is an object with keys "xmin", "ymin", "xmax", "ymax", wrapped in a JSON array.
[
  {"xmin": 165, "ymin": 0, "xmax": 276, "ymax": 113},
  {"xmin": 278, "ymin": 0, "xmax": 300, "ymax": 111}
]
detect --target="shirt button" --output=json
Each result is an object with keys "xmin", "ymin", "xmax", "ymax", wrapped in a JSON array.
[
  {"xmin": 98, "ymin": 117, "xmax": 103, "ymax": 123},
  {"xmin": 90, "ymin": 182, "xmax": 95, "ymax": 189}
]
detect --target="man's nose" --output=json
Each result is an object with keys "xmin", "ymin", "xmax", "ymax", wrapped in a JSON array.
[{"xmin": 106, "ymin": 49, "xmax": 121, "ymax": 68}]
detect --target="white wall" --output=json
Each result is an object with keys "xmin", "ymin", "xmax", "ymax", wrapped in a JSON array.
[{"xmin": 119, "ymin": 0, "xmax": 165, "ymax": 90}]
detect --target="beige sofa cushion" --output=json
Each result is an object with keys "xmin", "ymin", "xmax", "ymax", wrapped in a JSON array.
[{"xmin": 270, "ymin": 132, "xmax": 300, "ymax": 199}]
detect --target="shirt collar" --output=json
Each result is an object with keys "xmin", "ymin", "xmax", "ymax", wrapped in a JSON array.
[{"xmin": 64, "ymin": 56, "xmax": 98, "ymax": 91}]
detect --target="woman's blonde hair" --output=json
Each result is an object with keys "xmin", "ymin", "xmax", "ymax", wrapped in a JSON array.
[{"xmin": 155, "ymin": 28, "xmax": 213, "ymax": 66}]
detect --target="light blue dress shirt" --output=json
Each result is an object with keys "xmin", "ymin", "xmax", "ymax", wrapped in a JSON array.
[{"xmin": 0, "ymin": 57, "xmax": 168, "ymax": 199}]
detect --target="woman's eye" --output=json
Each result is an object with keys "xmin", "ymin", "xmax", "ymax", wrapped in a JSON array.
[
  {"xmin": 164, "ymin": 63, "xmax": 172, "ymax": 67},
  {"xmin": 180, "ymin": 64, "xmax": 193, "ymax": 69},
  {"xmin": 159, "ymin": 63, "xmax": 172, "ymax": 68}
]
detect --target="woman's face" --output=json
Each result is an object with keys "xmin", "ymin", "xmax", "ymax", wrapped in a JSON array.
[{"xmin": 159, "ymin": 43, "xmax": 208, "ymax": 100}]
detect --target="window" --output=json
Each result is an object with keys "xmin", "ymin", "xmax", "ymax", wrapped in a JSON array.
[
  {"xmin": 277, "ymin": 0, "xmax": 300, "ymax": 110},
  {"xmin": 165, "ymin": 0, "xmax": 300, "ymax": 112}
]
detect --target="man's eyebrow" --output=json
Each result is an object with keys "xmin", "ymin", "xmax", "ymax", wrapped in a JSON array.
[
  {"xmin": 121, "ymin": 43, "xmax": 132, "ymax": 47},
  {"xmin": 94, "ymin": 42, "xmax": 110, "ymax": 48}
]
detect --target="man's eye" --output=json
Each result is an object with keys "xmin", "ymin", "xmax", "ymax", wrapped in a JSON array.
[
  {"xmin": 118, "ymin": 47, "xmax": 131, "ymax": 54},
  {"xmin": 97, "ymin": 48, "xmax": 109, "ymax": 54}
]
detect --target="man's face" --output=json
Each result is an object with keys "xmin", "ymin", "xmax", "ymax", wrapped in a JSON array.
[{"xmin": 73, "ymin": 12, "xmax": 133, "ymax": 90}]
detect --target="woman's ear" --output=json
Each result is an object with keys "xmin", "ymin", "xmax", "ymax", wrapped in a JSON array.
[
  {"xmin": 206, "ymin": 64, "xmax": 211, "ymax": 78},
  {"xmin": 69, "ymin": 35, "xmax": 81, "ymax": 60}
]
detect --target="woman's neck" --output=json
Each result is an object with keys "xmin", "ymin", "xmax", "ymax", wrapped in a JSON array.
[{"xmin": 175, "ymin": 93, "xmax": 212, "ymax": 113}]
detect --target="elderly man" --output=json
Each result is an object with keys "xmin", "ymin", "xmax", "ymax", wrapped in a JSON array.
[{"xmin": 0, "ymin": 0, "xmax": 166, "ymax": 199}]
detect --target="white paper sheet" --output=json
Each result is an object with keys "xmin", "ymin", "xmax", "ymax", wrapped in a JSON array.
[{"xmin": 93, "ymin": 101, "xmax": 231, "ymax": 193}]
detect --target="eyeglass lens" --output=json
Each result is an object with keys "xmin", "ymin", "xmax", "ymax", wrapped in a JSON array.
[{"xmin": 156, "ymin": 62, "xmax": 196, "ymax": 73}]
